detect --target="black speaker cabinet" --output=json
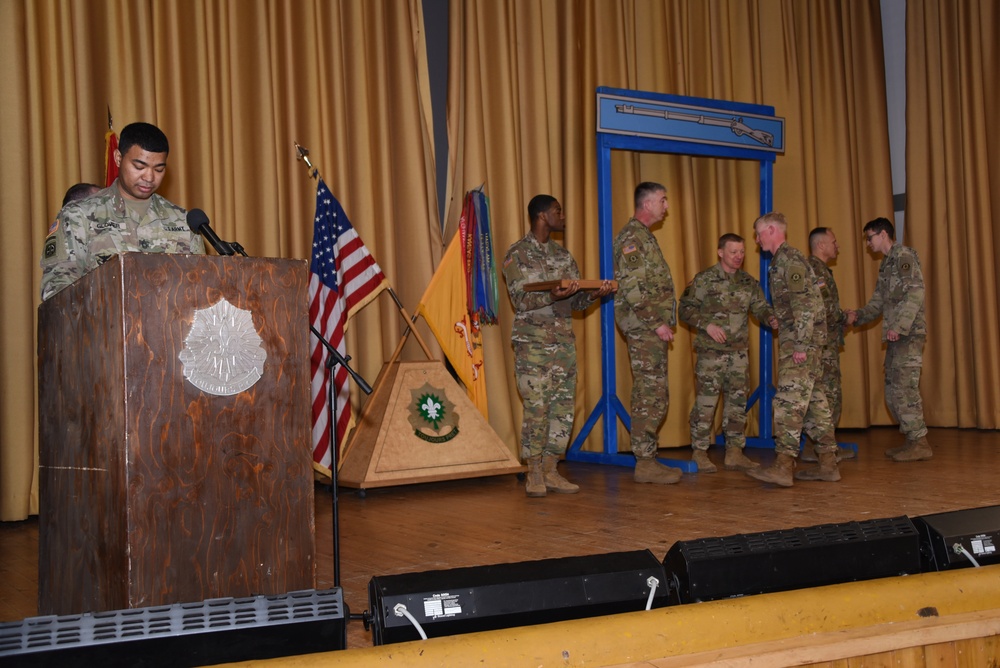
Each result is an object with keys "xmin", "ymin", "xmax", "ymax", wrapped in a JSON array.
[
  {"xmin": 368, "ymin": 550, "xmax": 669, "ymax": 645},
  {"xmin": 0, "ymin": 588, "xmax": 346, "ymax": 667},
  {"xmin": 663, "ymin": 516, "xmax": 922, "ymax": 604},
  {"xmin": 913, "ymin": 505, "xmax": 1000, "ymax": 571}
]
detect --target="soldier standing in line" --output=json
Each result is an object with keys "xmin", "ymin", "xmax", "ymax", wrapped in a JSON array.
[
  {"xmin": 613, "ymin": 181, "xmax": 683, "ymax": 485},
  {"xmin": 802, "ymin": 227, "xmax": 856, "ymax": 462},
  {"xmin": 40, "ymin": 122, "xmax": 205, "ymax": 301},
  {"xmin": 846, "ymin": 217, "xmax": 931, "ymax": 462},
  {"xmin": 679, "ymin": 233, "xmax": 777, "ymax": 473},
  {"xmin": 747, "ymin": 212, "xmax": 841, "ymax": 487},
  {"xmin": 502, "ymin": 194, "xmax": 615, "ymax": 497}
]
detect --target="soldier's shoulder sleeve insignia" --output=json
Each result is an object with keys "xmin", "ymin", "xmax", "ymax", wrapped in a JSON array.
[
  {"xmin": 47, "ymin": 218, "xmax": 59, "ymax": 234},
  {"xmin": 43, "ymin": 234, "xmax": 58, "ymax": 259},
  {"xmin": 788, "ymin": 263, "xmax": 806, "ymax": 291},
  {"xmin": 502, "ymin": 252, "xmax": 516, "ymax": 272},
  {"xmin": 623, "ymin": 242, "xmax": 643, "ymax": 267},
  {"xmin": 900, "ymin": 260, "xmax": 913, "ymax": 276},
  {"xmin": 42, "ymin": 231, "xmax": 66, "ymax": 263}
]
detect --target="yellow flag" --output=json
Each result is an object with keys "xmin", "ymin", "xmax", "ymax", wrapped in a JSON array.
[{"xmin": 417, "ymin": 235, "xmax": 489, "ymax": 418}]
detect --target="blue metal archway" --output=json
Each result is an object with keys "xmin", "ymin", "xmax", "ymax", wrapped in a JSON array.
[{"xmin": 567, "ymin": 87, "xmax": 785, "ymax": 471}]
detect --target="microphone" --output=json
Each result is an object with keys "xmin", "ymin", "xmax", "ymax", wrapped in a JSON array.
[{"xmin": 186, "ymin": 208, "xmax": 235, "ymax": 256}]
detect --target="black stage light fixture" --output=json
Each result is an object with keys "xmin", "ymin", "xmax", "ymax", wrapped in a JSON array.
[
  {"xmin": 0, "ymin": 588, "xmax": 346, "ymax": 668},
  {"xmin": 663, "ymin": 516, "xmax": 922, "ymax": 604},
  {"xmin": 367, "ymin": 550, "xmax": 669, "ymax": 645},
  {"xmin": 912, "ymin": 505, "xmax": 1000, "ymax": 571}
]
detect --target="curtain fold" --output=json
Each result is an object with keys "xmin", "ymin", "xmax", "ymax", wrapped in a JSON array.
[
  {"xmin": 905, "ymin": 0, "xmax": 1000, "ymax": 428},
  {"xmin": 446, "ymin": 0, "xmax": 896, "ymax": 454},
  {"xmin": 0, "ymin": 0, "xmax": 439, "ymax": 521}
]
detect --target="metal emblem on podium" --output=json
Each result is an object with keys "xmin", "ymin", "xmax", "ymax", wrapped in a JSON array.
[{"xmin": 179, "ymin": 297, "xmax": 267, "ymax": 395}]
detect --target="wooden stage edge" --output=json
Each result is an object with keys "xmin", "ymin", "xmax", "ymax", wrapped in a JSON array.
[{"xmin": 230, "ymin": 565, "xmax": 1000, "ymax": 667}]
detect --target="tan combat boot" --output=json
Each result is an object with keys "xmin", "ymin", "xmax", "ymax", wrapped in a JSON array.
[
  {"xmin": 634, "ymin": 458, "xmax": 682, "ymax": 484},
  {"xmin": 542, "ymin": 455, "xmax": 580, "ymax": 493},
  {"xmin": 891, "ymin": 436, "xmax": 933, "ymax": 462},
  {"xmin": 884, "ymin": 441, "xmax": 910, "ymax": 458},
  {"xmin": 799, "ymin": 436, "xmax": 819, "ymax": 463},
  {"xmin": 803, "ymin": 442, "xmax": 853, "ymax": 462},
  {"xmin": 691, "ymin": 449, "xmax": 717, "ymax": 473},
  {"xmin": 724, "ymin": 447, "xmax": 759, "ymax": 471},
  {"xmin": 794, "ymin": 450, "xmax": 841, "ymax": 482},
  {"xmin": 746, "ymin": 453, "xmax": 796, "ymax": 487},
  {"xmin": 836, "ymin": 446, "xmax": 857, "ymax": 460},
  {"xmin": 525, "ymin": 456, "xmax": 546, "ymax": 497}
]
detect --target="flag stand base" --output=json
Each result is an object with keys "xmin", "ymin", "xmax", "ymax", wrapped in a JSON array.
[{"xmin": 338, "ymin": 361, "xmax": 524, "ymax": 489}]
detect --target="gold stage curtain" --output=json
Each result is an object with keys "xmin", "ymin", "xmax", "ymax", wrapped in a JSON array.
[
  {"xmin": 905, "ymin": 0, "xmax": 1000, "ymax": 429},
  {"xmin": 445, "ymin": 0, "xmax": 895, "ymax": 453},
  {"xmin": 0, "ymin": 0, "xmax": 440, "ymax": 521}
]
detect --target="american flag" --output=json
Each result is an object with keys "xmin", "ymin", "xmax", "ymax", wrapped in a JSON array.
[{"xmin": 309, "ymin": 179, "xmax": 388, "ymax": 475}]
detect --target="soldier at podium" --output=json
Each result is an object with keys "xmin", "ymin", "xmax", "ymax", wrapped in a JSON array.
[{"xmin": 40, "ymin": 122, "xmax": 205, "ymax": 301}]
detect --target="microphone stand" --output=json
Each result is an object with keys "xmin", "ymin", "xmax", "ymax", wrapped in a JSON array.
[{"xmin": 310, "ymin": 325, "xmax": 372, "ymax": 589}]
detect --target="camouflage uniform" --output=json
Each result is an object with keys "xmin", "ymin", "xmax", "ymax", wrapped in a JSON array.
[
  {"xmin": 807, "ymin": 256, "xmax": 846, "ymax": 428},
  {"xmin": 41, "ymin": 181, "xmax": 205, "ymax": 301},
  {"xmin": 854, "ymin": 244, "xmax": 928, "ymax": 441},
  {"xmin": 613, "ymin": 218, "xmax": 675, "ymax": 458},
  {"xmin": 503, "ymin": 233, "xmax": 594, "ymax": 459},
  {"xmin": 767, "ymin": 243, "xmax": 837, "ymax": 457},
  {"xmin": 679, "ymin": 263, "xmax": 773, "ymax": 451}
]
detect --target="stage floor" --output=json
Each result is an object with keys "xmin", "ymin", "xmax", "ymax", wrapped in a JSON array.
[{"xmin": 2, "ymin": 426, "xmax": 998, "ymax": 650}]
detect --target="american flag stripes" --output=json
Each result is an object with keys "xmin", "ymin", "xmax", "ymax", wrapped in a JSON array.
[{"xmin": 309, "ymin": 179, "xmax": 388, "ymax": 475}]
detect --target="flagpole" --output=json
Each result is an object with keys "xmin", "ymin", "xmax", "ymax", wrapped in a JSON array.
[
  {"xmin": 296, "ymin": 141, "xmax": 435, "ymax": 360},
  {"xmin": 387, "ymin": 288, "xmax": 434, "ymax": 360},
  {"xmin": 294, "ymin": 141, "xmax": 319, "ymax": 180},
  {"xmin": 295, "ymin": 141, "xmax": 348, "ymax": 592}
]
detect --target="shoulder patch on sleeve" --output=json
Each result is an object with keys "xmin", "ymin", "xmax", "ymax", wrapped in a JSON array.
[
  {"xmin": 900, "ymin": 259, "xmax": 913, "ymax": 276},
  {"xmin": 623, "ymin": 243, "xmax": 638, "ymax": 255},
  {"xmin": 42, "ymin": 232, "xmax": 66, "ymax": 262},
  {"xmin": 48, "ymin": 218, "xmax": 59, "ymax": 234},
  {"xmin": 43, "ymin": 235, "xmax": 58, "ymax": 259},
  {"xmin": 788, "ymin": 263, "xmax": 806, "ymax": 292}
]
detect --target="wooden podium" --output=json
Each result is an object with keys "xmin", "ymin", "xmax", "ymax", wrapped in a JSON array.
[{"xmin": 37, "ymin": 253, "xmax": 316, "ymax": 616}]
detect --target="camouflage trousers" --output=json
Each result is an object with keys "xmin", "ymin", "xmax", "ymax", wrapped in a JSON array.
[
  {"xmin": 513, "ymin": 340, "xmax": 578, "ymax": 459},
  {"xmin": 775, "ymin": 348, "xmax": 837, "ymax": 457},
  {"xmin": 625, "ymin": 331, "xmax": 668, "ymax": 459},
  {"xmin": 815, "ymin": 343, "xmax": 842, "ymax": 427},
  {"xmin": 689, "ymin": 349, "xmax": 749, "ymax": 451},
  {"xmin": 885, "ymin": 336, "xmax": 928, "ymax": 440}
]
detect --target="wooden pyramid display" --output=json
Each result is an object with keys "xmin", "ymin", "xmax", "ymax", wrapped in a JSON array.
[{"xmin": 338, "ymin": 361, "xmax": 524, "ymax": 489}]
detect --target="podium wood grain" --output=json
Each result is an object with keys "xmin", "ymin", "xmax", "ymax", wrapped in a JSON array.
[{"xmin": 37, "ymin": 253, "xmax": 315, "ymax": 615}]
